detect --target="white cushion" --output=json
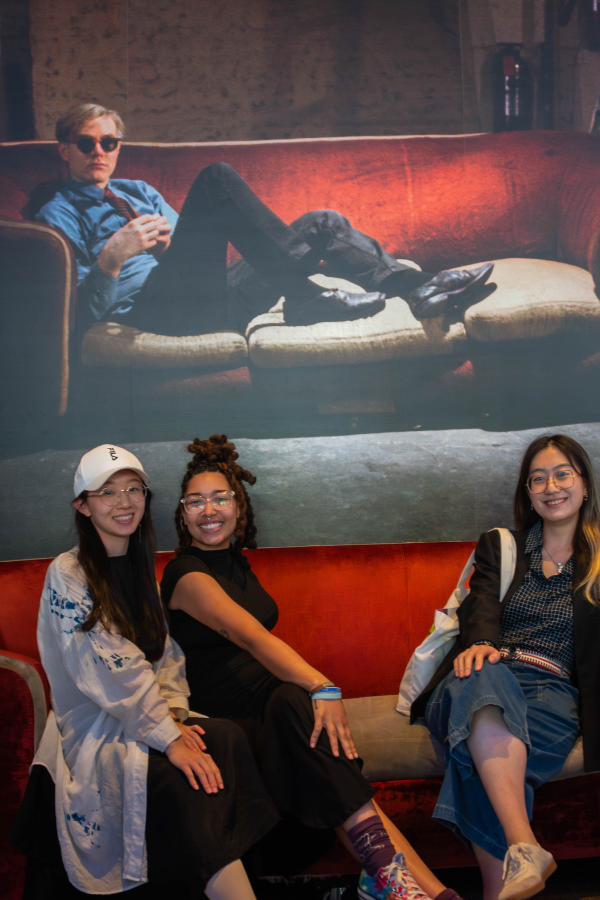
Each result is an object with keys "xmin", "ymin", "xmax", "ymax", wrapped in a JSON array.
[
  {"xmin": 464, "ymin": 258, "xmax": 599, "ymax": 342},
  {"xmin": 81, "ymin": 322, "xmax": 248, "ymax": 369},
  {"xmin": 246, "ymin": 272, "xmax": 466, "ymax": 369}
]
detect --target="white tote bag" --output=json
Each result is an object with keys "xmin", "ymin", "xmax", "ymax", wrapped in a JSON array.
[{"xmin": 396, "ymin": 528, "xmax": 517, "ymax": 716}]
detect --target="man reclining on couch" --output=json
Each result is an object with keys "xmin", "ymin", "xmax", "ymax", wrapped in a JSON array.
[{"xmin": 36, "ymin": 103, "xmax": 493, "ymax": 335}]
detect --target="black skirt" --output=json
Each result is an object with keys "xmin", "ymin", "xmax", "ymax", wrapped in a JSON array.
[
  {"xmin": 10, "ymin": 718, "xmax": 280, "ymax": 898},
  {"xmin": 190, "ymin": 672, "xmax": 376, "ymax": 831}
]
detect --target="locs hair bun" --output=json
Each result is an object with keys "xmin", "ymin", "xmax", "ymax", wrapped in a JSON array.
[
  {"xmin": 174, "ymin": 434, "xmax": 258, "ymax": 555},
  {"xmin": 186, "ymin": 434, "xmax": 257, "ymax": 486}
]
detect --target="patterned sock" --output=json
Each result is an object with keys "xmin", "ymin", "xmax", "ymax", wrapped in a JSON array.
[{"xmin": 346, "ymin": 814, "xmax": 396, "ymax": 877}]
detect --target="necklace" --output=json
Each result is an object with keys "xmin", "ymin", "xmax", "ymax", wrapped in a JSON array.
[{"xmin": 542, "ymin": 544, "xmax": 570, "ymax": 574}]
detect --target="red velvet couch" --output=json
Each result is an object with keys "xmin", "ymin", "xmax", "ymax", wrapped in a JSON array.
[
  {"xmin": 2, "ymin": 131, "xmax": 600, "ymax": 453},
  {"xmin": 2, "ymin": 543, "xmax": 599, "ymax": 899}
]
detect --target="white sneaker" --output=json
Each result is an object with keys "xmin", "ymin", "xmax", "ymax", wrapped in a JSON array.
[{"xmin": 498, "ymin": 843, "xmax": 557, "ymax": 900}]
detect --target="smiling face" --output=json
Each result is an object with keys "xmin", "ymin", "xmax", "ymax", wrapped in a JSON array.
[
  {"xmin": 181, "ymin": 471, "xmax": 239, "ymax": 552},
  {"xmin": 527, "ymin": 446, "xmax": 587, "ymax": 529},
  {"xmin": 58, "ymin": 115, "xmax": 122, "ymax": 188},
  {"xmin": 74, "ymin": 469, "xmax": 146, "ymax": 556}
]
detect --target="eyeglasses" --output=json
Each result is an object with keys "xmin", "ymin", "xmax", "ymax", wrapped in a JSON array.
[
  {"xmin": 526, "ymin": 469, "xmax": 580, "ymax": 493},
  {"xmin": 180, "ymin": 491, "xmax": 236, "ymax": 514},
  {"xmin": 72, "ymin": 136, "xmax": 121, "ymax": 154},
  {"xmin": 87, "ymin": 485, "xmax": 148, "ymax": 506}
]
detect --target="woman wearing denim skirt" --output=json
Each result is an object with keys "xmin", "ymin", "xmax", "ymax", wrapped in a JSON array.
[{"xmin": 410, "ymin": 434, "xmax": 600, "ymax": 900}]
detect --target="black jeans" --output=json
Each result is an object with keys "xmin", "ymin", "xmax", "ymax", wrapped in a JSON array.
[{"xmin": 119, "ymin": 162, "xmax": 421, "ymax": 335}]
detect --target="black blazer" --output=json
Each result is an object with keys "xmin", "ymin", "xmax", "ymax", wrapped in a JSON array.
[{"xmin": 411, "ymin": 528, "xmax": 600, "ymax": 773}]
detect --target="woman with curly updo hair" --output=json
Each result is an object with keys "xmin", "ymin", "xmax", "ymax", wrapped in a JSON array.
[
  {"xmin": 161, "ymin": 435, "xmax": 462, "ymax": 900},
  {"xmin": 11, "ymin": 443, "xmax": 279, "ymax": 900},
  {"xmin": 173, "ymin": 435, "xmax": 258, "ymax": 556}
]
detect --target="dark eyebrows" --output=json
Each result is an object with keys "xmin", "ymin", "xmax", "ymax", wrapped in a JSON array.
[
  {"xmin": 528, "ymin": 464, "xmax": 577, "ymax": 474},
  {"xmin": 184, "ymin": 489, "xmax": 229, "ymax": 497},
  {"xmin": 102, "ymin": 475, "xmax": 143, "ymax": 486}
]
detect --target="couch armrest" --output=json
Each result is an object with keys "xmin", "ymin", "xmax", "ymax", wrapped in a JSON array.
[
  {"xmin": 558, "ymin": 144, "xmax": 600, "ymax": 293},
  {"xmin": 0, "ymin": 650, "xmax": 49, "ymax": 752},
  {"xmin": 0, "ymin": 652, "xmax": 49, "ymax": 900},
  {"xmin": 0, "ymin": 217, "xmax": 76, "ymax": 422}
]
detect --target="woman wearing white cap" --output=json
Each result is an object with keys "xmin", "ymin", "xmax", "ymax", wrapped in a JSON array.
[{"xmin": 10, "ymin": 444, "xmax": 279, "ymax": 899}]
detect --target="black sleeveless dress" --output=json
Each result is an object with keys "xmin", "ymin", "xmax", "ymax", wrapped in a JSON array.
[{"xmin": 162, "ymin": 546, "xmax": 375, "ymax": 839}]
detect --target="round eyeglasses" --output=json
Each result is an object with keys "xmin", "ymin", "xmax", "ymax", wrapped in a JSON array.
[
  {"xmin": 526, "ymin": 469, "xmax": 579, "ymax": 493},
  {"xmin": 87, "ymin": 485, "xmax": 148, "ymax": 506},
  {"xmin": 180, "ymin": 491, "xmax": 236, "ymax": 514}
]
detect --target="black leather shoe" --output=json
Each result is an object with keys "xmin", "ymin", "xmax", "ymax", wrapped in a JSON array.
[
  {"xmin": 284, "ymin": 289, "xmax": 386, "ymax": 326},
  {"xmin": 408, "ymin": 262, "xmax": 494, "ymax": 320}
]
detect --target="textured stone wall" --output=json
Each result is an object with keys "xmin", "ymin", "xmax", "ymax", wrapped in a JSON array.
[
  {"xmin": 20, "ymin": 0, "xmax": 600, "ymax": 142},
  {"xmin": 29, "ymin": 0, "xmax": 478, "ymax": 141}
]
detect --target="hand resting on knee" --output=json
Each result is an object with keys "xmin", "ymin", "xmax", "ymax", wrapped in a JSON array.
[{"xmin": 454, "ymin": 643, "xmax": 501, "ymax": 679}]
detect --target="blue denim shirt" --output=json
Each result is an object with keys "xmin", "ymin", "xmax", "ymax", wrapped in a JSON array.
[{"xmin": 35, "ymin": 177, "xmax": 178, "ymax": 322}]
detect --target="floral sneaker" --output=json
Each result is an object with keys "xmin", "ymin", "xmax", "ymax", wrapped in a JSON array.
[{"xmin": 357, "ymin": 852, "xmax": 433, "ymax": 900}]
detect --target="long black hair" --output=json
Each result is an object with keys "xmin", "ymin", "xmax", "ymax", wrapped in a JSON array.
[{"xmin": 75, "ymin": 488, "xmax": 167, "ymax": 662}]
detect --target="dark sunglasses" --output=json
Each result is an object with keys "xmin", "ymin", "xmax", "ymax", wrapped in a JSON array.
[{"xmin": 73, "ymin": 136, "xmax": 121, "ymax": 154}]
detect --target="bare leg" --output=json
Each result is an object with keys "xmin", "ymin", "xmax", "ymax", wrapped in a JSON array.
[
  {"xmin": 335, "ymin": 799, "xmax": 446, "ymax": 898},
  {"xmin": 466, "ymin": 705, "xmax": 536, "ymax": 847},
  {"xmin": 473, "ymin": 843, "xmax": 505, "ymax": 900},
  {"xmin": 204, "ymin": 858, "xmax": 257, "ymax": 900}
]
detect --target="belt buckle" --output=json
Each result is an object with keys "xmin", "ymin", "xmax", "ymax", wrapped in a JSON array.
[{"xmin": 506, "ymin": 648, "xmax": 521, "ymax": 661}]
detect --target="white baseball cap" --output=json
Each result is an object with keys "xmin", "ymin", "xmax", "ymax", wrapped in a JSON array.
[{"xmin": 74, "ymin": 444, "xmax": 150, "ymax": 497}]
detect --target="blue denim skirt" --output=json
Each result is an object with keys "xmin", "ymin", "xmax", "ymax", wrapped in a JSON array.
[{"xmin": 425, "ymin": 660, "xmax": 579, "ymax": 860}]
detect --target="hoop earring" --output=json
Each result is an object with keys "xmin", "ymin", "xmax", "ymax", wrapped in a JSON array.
[{"xmin": 584, "ymin": 494, "xmax": 588, "ymax": 500}]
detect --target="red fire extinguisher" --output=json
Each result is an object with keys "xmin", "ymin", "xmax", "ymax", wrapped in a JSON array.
[{"xmin": 493, "ymin": 43, "xmax": 534, "ymax": 132}]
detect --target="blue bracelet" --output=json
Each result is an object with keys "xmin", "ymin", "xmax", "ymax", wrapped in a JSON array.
[{"xmin": 310, "ymin": 686, "xmax": 342, "ymax": 701}]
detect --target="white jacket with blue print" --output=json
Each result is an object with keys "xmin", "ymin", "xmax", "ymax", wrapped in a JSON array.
[{"xmin": 33, "ymin": 547, "xmax": 190, "ymax": 894}]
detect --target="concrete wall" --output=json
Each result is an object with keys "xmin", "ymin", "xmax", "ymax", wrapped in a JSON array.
[
  {"xmin": 2, "ymin": 422, "xmax": 599, "ymax": 560},
  {"xmin": 29, "ymin": 0, "xmax": 477, "ymax": 141}
]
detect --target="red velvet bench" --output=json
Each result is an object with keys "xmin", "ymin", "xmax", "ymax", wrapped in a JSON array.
[{"xmin": 1, "ymin": 543, "xmax": 599, "ymax": 899}]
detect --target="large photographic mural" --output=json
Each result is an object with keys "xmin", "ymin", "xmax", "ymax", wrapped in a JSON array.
[{"xmin": 1, "ymin": 0, "xmax": 600, "ymax": 560}]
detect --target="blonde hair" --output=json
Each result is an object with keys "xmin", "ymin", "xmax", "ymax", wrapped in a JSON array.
[
  {"xmin": 55, "ymin": 103, "xmax": 125, "ymax": 143},
  {"xmin": 514, "ymin": 433, "xmax": 600, "ymax": 605}
]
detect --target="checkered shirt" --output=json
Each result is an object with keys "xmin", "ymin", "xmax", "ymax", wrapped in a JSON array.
[{"xmin": 499, "ymin": 521, "xmax": 574, "ymax": 671}]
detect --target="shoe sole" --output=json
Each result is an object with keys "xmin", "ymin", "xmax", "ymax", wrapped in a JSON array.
[
  {"xmin": 501, "ymin": 859, "xmax": 557, "ymax": 900},
  {"xmin": 356, "ymin": 885, "xmax": 376, "ymax": 900}
]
